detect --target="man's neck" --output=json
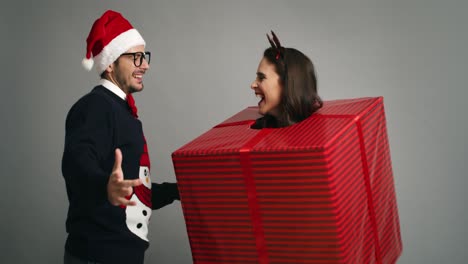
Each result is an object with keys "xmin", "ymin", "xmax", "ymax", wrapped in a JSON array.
[{"xmin": 99, "ymin": 79, "xmax": 127, "ymax": 100}]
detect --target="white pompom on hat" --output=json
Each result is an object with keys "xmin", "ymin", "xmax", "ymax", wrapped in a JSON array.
[{"xmin": 82, "ymin": 10, "xmax": 145, "ymax": 73}]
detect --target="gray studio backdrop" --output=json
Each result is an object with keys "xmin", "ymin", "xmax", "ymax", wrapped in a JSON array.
[{"xmin": 1, "ymin": 0, "xmax": 466, "ymax": 263}]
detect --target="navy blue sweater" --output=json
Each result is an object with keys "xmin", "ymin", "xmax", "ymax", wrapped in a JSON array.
[{"xmin": 62, "ymin": 86, "xmax": 179, "ymax": 263}]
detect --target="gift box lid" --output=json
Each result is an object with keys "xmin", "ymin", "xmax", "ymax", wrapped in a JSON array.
[{"xmin": 172, "ymin": 97, "xmax": 384, "ymax": 156}]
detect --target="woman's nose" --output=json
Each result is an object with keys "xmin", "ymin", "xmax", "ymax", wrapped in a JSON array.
[{"xmin": 250, "ymin": 80, "xmax": 257, "ymax": 90}]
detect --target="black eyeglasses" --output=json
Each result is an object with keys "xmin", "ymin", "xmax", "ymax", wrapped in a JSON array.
[{"xmin": 120, "ymin": 52, "xmax": 151, "ymax": 67}]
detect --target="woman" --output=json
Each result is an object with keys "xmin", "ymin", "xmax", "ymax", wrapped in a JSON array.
[{"xmin": 250, "ymin": 31, "xmax": 323, "ymax": 129}]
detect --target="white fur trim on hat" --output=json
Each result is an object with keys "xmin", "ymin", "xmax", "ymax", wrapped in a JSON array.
[{"xmin": 93, "ymin": 29, "xmax": 146, "ymax": 73}]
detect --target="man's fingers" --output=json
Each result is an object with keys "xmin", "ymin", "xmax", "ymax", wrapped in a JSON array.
[
  {"xmin": 113, "ymin": 148, "xmax": 123, "ymax": 171},
  {"xmin": 119, "ymin": 198, "xmax": 137, "ymax": 206},
  {"xmin": 107, "ymin": 149, "xmax": 141, "ymax": 207},
  {"xmin": 122, "ymin": 178, "xmax": 142, "ymax": 187},
  {"xmin": 110, "ymin": 170, "xmax": 124, "ymax": 182},
  {"xmin": 123, "ymin": 186, "xmax": 133, "ymax": 197}
]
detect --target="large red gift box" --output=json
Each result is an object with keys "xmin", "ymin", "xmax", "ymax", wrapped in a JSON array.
[{"xmin": 172, "ymin": 97, "xmax": 402, "ymax": 264}]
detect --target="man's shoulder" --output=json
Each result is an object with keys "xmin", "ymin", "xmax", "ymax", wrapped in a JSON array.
[
  {"xmin": 67, "ymin": 86, "xmax": 121, "ymax": 117},
  {"xmin": 74, "ymin": 86, "xmax": 118, "ymax": 108}
]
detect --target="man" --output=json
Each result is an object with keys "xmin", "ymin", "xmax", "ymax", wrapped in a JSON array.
[{"xmin": 62, "ymin": 10, "xmax": 179, "ymax": 264}]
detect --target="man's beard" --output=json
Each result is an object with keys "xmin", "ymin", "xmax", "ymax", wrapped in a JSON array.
[{"xmin": 129, "ymin": 84, "xmax": 144, "ymax": 93}]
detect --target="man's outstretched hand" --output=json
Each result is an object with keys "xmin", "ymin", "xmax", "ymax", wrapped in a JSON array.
[{"xmin": 107, "ymin": 148, "xmax": 142, "ymax": 206}]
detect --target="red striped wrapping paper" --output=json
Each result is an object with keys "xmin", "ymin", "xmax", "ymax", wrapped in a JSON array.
[{"xmin": 171, "ymin": 97, "xmax": 402, "ymax": 264}]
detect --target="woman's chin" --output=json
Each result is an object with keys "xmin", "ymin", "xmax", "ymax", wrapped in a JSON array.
[{"xmin": 258, "ymin": 107, "xmax": 267, "ymax": 115}]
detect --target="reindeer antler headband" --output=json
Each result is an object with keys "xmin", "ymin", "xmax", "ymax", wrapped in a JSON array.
[{"xmin": 267, "ymin": 30, "xmax": 284, "ymax": 60}]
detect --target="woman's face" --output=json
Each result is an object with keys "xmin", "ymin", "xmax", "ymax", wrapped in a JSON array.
[{"xmin": 251, "ymin": 57, "xmax": 283, "ymax": 117}]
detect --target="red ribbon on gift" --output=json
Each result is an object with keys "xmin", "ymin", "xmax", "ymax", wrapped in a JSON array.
[
  {"xmin": 214, "ymin": 120, "xmax": 256, "ymax": 128},
  {"xmin": 240, "ymin": 128, "xmax": 273, "ymax": 264},
  {"xmin": 356, "ymin": 119, "xmax": 382, "ymax": 264},
  {"xmin": 214, "ymin": 119, "xmax": 272, "ymax": 264}
]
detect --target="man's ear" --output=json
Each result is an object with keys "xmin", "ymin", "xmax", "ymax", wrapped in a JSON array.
[{"xmin": 105, "ymin": 63, "xmax": 114, "ymax": 73}]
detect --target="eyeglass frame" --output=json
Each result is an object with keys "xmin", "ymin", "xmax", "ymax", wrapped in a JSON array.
[{"xmin": 120, "ymin": 51, "xmax": 151, "ymax": 67}]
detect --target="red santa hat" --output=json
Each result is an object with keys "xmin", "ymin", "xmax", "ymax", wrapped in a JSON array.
[{"xmin": 82, "ymin": 10, "xmax": 146, "ymax": 73}]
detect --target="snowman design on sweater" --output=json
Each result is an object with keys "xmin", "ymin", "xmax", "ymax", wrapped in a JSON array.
[{"xmin": 125, "ymin": 163, "xmax": 152, "ymax": 241}]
